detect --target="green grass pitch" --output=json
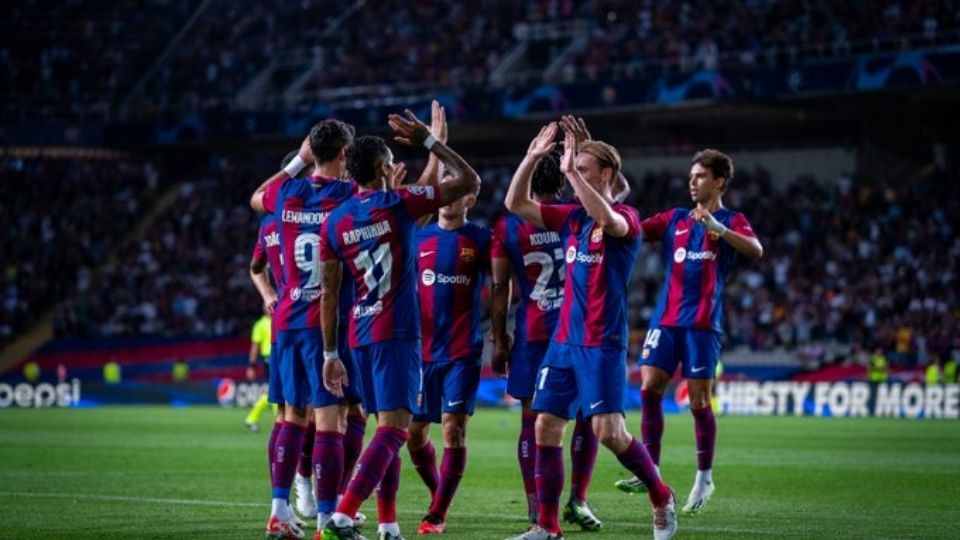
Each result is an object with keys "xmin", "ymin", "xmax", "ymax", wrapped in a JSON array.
[{"xmin": 1, "ymin": 406, "xmax": 958, "ymax": 539}]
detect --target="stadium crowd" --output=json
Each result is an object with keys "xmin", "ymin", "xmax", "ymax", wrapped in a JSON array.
[
  {"xmin": 30, "ymin": 151, "xmax": 957, "ymax": 367},
  {"xmin": 0, "ymin": 156, "xmax": 162, "ymax": 350},
  {"xmin": 562, "ymin": 0, "xmax": 960, "ymax": 80},
  {"xmin": 0, "ymin": 0, "xmax": 200, "ymax": 120},
  {"xmin": 7, "ymin": 0, "xmax": 958, "ymax": 120}
]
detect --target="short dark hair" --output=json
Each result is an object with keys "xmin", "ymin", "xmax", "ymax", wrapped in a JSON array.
[
  {"xmin": 692, "ymin": 149, "xmax": 734, "ymax": 192},
  {"xmin": 346, "ymin": 135, "xmax": 390, "ymax": 186},
  {"xmin": 532, "ymin": 151, "xmax": 563, "ymax": 198},
  {"xmin": 309, "ymin": 119, "xmax": 355, "ymax": 164}
]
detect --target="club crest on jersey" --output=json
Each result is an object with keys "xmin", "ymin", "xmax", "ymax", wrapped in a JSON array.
[
  {"xmin": 460, "ymin": 247, "xmax": 475, "ymax": 262},
  {"xmin": 590, "ymin": 225, "xmax": 603, "ymax": 243}
]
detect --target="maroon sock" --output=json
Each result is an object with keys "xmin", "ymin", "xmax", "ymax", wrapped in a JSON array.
[
  {"xmin": 271, "ymin": 422, "xmax": 306, "ymax": 499},
  {"xmin": 376, "ymin": 453, "xmax": 401, "ymax": 524},
  {"xmin": 428, "ymin": 447, "xmax": 466, "ymax": 519},
  {"xmin": 313, "ymin": 431, "xmax": 344, "ymax": 513},
  {"xmin": 336, "ymin": 426, "xmax": 408, "ymax": 518},
  {"xmin": 340, "ymin": 414, "xmax": 366, "ymax": 495},
  {"xmin": 408, "ymin": 440, "xmax": 439, "ymax": 496},
  {"xmin": 692, "ymin": 405, "xmax": 717, "ymax": 471},
  {"xmin": 535, "ymin": 445, "xmax": 564, "ymax": 534},
  {"xmin": 268, "ymin": 421, "xmax": 282, "ymax": 485},
  {"xmin": 569, "ymin": 413, "xmax": 598, "ymax": 502},
  {"xmin": 298, "ymin": 422, "xmax": 316, "ymax": 478},
  {"xmin": 641, "ymin": 390, "xmax": 665, "ymax": 465},
  {"xmin": 518, "ymin": 412, "xmax": 538, "ymax": 517},
  {"xmin": 616, "ymin": 438, "xmax": 670, "ymax": 507}
]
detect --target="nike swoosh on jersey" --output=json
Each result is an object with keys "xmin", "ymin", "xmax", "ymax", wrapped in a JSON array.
[
  {"xmin": 420, "ymin": 251, "xmax": 435, "ymax": 258},
  {"xmin": 675, "ymin": 229, "xmax": 689, "ymax": 235}
]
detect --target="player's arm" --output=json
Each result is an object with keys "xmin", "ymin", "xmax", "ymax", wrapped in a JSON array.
[
  {"xmin": 319, "ymin": 257, "xmax": 349, "ymax": 397},
  {"xmin": 249, "ymin": 261, "xmax": 278, "ymax": 315},
  {"xmin": 504, "ymin": 123, "xmax": 559, "ymax": 228},
  {"xmin": 412, "ymin": 100, "xmax": 447, "ymax": 188},
  {"xmin": 490, "ymin": 256, "xmax": 513, "ymax": 376},
  {"xmin": 250, "ymin": 136, "xmax": 313, "ymax": 213},
  {"xmin": 559, "ymin": 130, "xmax": 631, "ymax": 238},
  {"xmin": 389, "ymin": 109, "xmax": 480, "ymax": 206},
  {"xmin": 691, "ymin": 208, "xmax": 764, "ymax": 259}
]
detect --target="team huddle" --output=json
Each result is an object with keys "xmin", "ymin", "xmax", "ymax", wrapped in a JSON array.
[{"xmin": 246, "ymin": 102, "xmax": 763, "ymax": 540}]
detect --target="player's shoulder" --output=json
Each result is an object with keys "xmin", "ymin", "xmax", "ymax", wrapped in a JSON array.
[{"xmin": 259, "ymin": 212, "xmax": 276, "ymax": 227}]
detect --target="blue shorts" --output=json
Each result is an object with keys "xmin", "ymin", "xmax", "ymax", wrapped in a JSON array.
[
  {"xmin": 413, "ymin": 359, "xmax": 482, "ymax": 423},
  {"xmin": 353, "ymin": 339, "xmax": 423, "ymax": 415},
  {"xmin": 276, "ymin": 328, "xmax": 360, "ymax": 408},
  {"xmin": 532, "ymin": 342, "xmax": 627, "ymax": 420},
  {"xmin": 506, "ymin": 341, "xmax": 550, "ymax": 400},
  {"xmin": 637, "ymin": 326, "xmax": 721, "ymax": 379},
  {"xmin": 267, "ymin": 348, "xmax": 283, "ymax": 405}
]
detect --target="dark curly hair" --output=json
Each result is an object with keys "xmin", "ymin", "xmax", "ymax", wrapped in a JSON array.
[
  {"xmin": 309, "ymin": 119, "xmax": 355, "ymax": 164},
  {"xmin": 346, "ymin": 135, "xmax": 390, "ymax": 186},
  {"xmin": 531, "ymin": 150, "xmax": 564, "ymax": 198}
]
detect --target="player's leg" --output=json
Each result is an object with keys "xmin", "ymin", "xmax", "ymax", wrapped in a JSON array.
[
  {"xmin": 407, "ymin": 420, "xmax": 436, "ymax": 491},
  {"xmin": 617, "ymin": 327, "xmax": 678, "ymax": 494},
  {"xmin": 506, "ymin": 342, "xmax": 546, "ymax": 526},
  {"xmin": 680, "ymin": 330, "xmax": 721, "ymax": 515},
  {"xmin": 580, "ymin": 346, "xmax": 675, "ymax": 540},
  {"xmin": 267, "ymin": 330, "xmax": 311, "ymax": 539},
  {"xmin": 295, "ymin": 408, "xmax": 317, "ymax": 520},
  {"xmin": 420, "ymin": 360, "xmax": 480, "ymax": 533},
  {"xmin": 324, "ymin": 340, "xmax": 419, "ymax": 540},
  {"xmin": 505, "ymin": 345, "xmax": 576, "ymax": 540},
  {"xmin": 341, "ymin": 403, "xmax": 368, "ymax": 530},
  {"xmin": 408, "ymin": 362, "xmax": 441, "ymax": 497},
  {"xmin": 310, "ymin": 404, "xmax": 346, "ymax": 530},
  {"xmin": 563, "ymin": 411, "xmax": 601, "ymax": 531}
]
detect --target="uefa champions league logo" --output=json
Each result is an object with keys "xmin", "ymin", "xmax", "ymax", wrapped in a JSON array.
[{"xmin": 290, "ymin": 287, "xmax": 301, "ymax": 301}]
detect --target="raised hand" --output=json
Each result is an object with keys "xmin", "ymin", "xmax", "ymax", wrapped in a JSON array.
[
  {"xmin": 430, "ymin": 100, "xmax": 448, "ymax": 144},
  {"xmin": 388, "ymin": 109, "xmax": 431, "ymax": 147},
  {"xmin": 389, "ymin": 161, "xmax": 408, "ymax": 189},
  {"xmin": 560, "ymin": 115, "xmax": 591, "ymax": 144},
  {"xmin": 560, "ymin": 129, "xmax": 577, "ymax": 174},
  {"xmin": 526, "ymin": 122, "xmax": 558, "ymax": 159},
  {"xmin": 297, "ymin": 134, "xmax": 314, "ymax": 164}
]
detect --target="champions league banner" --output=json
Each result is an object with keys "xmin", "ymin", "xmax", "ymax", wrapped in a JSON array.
[{"xmin": 716, "ymin": 381, "xmax": 960, "ymax": 420}]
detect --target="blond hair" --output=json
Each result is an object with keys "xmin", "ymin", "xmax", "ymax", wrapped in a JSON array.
[{"xmin": 578, "ymin": 140, "xmax": 621, "ymax": 179}]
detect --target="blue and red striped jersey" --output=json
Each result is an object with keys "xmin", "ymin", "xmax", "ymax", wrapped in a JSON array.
[
  {"xmin": 252, "ymin": 213, "xmax": 283, "ymax": 289},
  {"xmin": 540, "ymin": 203, "xmax": 643, "ymax": 349},
  {"xmin": 251, "ymin": 213, "xmax": 284, "ymax": 345},
  {"xmin": 262, "ymin": 176, "xmax": 356, "ymax": 331},
  {"xmin": 320, "ymin": 185, "xmax": 442, "ymax": 347},
  {"xmin": 491, "ymin": 213, "xmax": 565, "ymax": 344},
  {"xmin": 643, "ymin": 207, "xmax": 756, "ymax": 333},
  {"xmin": 416, "ymin": 222, "xmax": 491, "ymax": 363}
]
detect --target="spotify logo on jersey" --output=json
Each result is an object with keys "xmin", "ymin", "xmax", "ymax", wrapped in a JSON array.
[
  {"xmin": 565, "ymin": 246, "xmax": 577, "ymax": 263},
  {"xmin": 674, "ymin": 247, "xmax": 687, "ymax": 263},
  {"xmin": 421, "ymin": 269, "xmax": 436, "ymax": 286}
]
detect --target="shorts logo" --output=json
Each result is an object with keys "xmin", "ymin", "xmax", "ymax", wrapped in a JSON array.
[
  {"xmin": 590, "ymin": 226, "xmax": 603, "ymax": 243},
  {"xmin": 642, "ymin": 349, "xmax": 651, "ymax": 359},
  {"xmin": 565, "ymin": 246, "xmax": 577, "ymax": 264},
  {"xmin": 421, "ymin": 269, "xmax": 436, "ymax": 286},
  {"xmin": 460, "ymin": 247, "xmax": 475, "ymax": 262}
]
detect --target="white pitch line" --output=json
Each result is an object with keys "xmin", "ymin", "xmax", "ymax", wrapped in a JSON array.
[{"xmin": 0, "ymin": 491, "xmax": 785, "ymax": 536}]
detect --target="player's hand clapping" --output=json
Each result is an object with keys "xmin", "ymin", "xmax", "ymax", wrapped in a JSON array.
[
  {"xmin": 388, "ymin": 109, "xmax": 431, "ymax": 147},
  {"xmin": 559, "ymin": 129, "xmax": 577, "ymax": 175},
  {"xmin": 430, "ymin": 100, "xmax": 448, "ymax": 144},
  {"xmin": 526, "ymin": 122, "xmax": 558, "ymax": 159},
  {"xmin": 559, "ymin": 115, "xmax": 591, "ymax": 144}
]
